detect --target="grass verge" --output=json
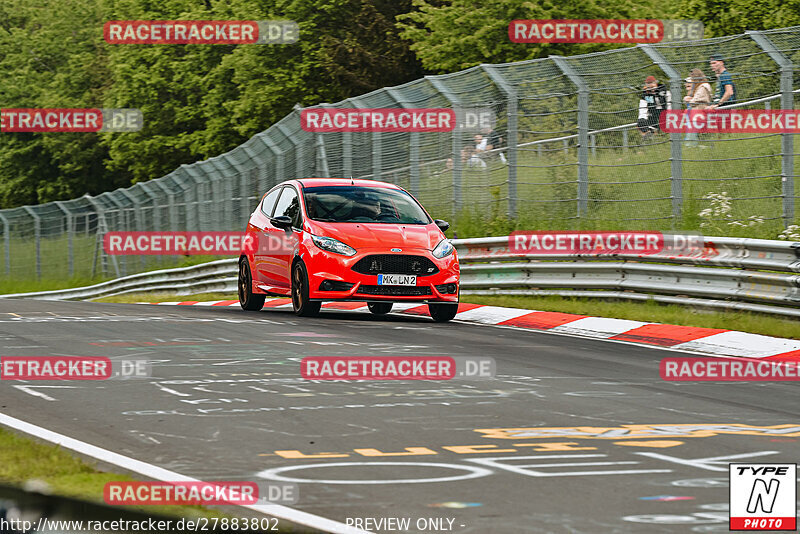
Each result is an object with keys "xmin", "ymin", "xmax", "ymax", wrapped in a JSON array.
[
  {"xmin": 0, "ymin": 427, "xmax": 223, "ymax": 519},
  {"xmin": 94, "ymin": 291, "xmax": 798, "ymax": 340}
]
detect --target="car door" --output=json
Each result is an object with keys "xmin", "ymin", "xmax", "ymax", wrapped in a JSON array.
[
  {"xmin": 252, "ymin": 186, "xmax": 282, "ymax": 286},
  {"xmin": 269, "ymin": 185, "xmax": 302, "ymax": 289}
]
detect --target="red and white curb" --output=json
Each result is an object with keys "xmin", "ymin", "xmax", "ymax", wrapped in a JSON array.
[{"xmin": 142, "ymin": 299, "xmax": 800, "ymax": 361}]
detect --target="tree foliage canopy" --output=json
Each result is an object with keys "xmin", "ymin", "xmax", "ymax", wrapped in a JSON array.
[{"xmin": 0, "ymin": 0, "xmax": 793, "ymax": 208}]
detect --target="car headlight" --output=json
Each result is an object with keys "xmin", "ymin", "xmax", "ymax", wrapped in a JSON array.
[
  {"xmin": 311, "ymin": 234, "xmax": 357, "ymax": 256},
  {"xmin": 432, "ymin": 239, "xmax": 454, "ymax": 259}
]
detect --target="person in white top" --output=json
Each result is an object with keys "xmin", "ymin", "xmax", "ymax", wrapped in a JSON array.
[{"xmin": 682, "ymin": 68, "xmax": 712, "ymax": 148}]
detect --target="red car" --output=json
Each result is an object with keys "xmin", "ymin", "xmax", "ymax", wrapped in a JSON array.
[{"xmin": 238, "ymin": 178, "xmax": 460, "ymax": 322}]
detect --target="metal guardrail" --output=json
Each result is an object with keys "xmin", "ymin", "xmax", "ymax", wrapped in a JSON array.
[{"xmin": 2, "ymin": 235, "xmax": 799, "ymax": 317}]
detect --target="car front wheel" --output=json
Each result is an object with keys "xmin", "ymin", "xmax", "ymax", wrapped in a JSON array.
[
  {"xmin": 368, "ymin": 302, "xmax": 393, "ymax": 315},
  {"xmin": 292, "ymin": 261, "xmax": 321, "ymax": 317},
  {"xmin": 428, "ymin": 302, "xmax": 458, "ymax": 322}
]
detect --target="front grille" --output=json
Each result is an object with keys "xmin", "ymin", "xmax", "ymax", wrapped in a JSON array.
[
  {"xmin": 357, "ymin": 285, "xmax": 432, "ymax": 296},
  {"xmin": 352, "ymin": 255, "xmax": 438, "ymax": 276}
]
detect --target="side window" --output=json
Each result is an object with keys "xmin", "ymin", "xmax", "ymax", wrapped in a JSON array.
[
  {"xmin": 273, "ymin": 187, "xmax": 302, "ymax": 228},
  {"xmin": 260, "ymin": 187, "xmax": 282, "ymax": 217}
]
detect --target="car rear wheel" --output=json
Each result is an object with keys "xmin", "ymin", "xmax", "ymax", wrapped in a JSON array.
[
  {"xmin": 428, "ymin": 302, "xmax": 458, "ymax": 322},
  {"xmin": 292, "ymin": 261, "xmax": 321, "ymax": 317},
  {"xmin": 367, "ymin": 302, "xmax": 393, "ymax": 315},
  {"xmin": 239, "ymin": 258, "xmax": 265, "ymax": 311}
]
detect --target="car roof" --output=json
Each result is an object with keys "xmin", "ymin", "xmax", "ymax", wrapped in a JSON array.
[{"xmin": 292, "ymin": 178, "xmax": 402, "ymax": 189}]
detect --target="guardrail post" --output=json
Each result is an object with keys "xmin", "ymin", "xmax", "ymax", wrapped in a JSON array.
[
  {"xmin": 640, "ymin": 45, "xmax": 684, "ymax": 222},
  {"xmin": 481, "ymin": 64, "xmax": 519, "ymax": 219},
  {"xmin": 425, "ymin": 77, "xmax": 463, "ymax": 213},
  {"xmin": 748, "ymin": 31, "xmax": 795, "ymax": 226},
  {"xmin": 22, "ymin": 206, "xmax": 41, "ymax": 279},
  {"xmin": 54, "ymin": 201, "xmax": 74, "ymax": 277},
  {"xmin": 551, "ymin": 56, "xmax": 589, "ymax": 218},
  {"xmin": 0, "ymin": 213, "xmax": 10, "ymax": 275}
]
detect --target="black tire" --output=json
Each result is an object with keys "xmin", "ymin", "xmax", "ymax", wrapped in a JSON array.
[
  {"xmin": 291, "ymin": 261, "xmax": 321, "ymax": 317},
  {"xmin": 428, "ymin": 302, "xmax": 458, "ymax": 322},
  {"xmin": 368, "ymin": 302, "xmax": 393, "ymax": 315},
  {"xmin": 238, "ymin": 258, "xmax": 265, "ymax": 311}
]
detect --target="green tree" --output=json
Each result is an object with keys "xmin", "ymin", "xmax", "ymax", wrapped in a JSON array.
[
  {"xmin": 396, "ymin": 0, "xmax": 674, "ymax": 72},
  {"xmin": 678, "ymin": 0, "xmax": 800, "ymax": 36}
]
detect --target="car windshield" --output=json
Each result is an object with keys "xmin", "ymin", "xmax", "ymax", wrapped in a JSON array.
[{"xmin": 303, "ymin": 185, "xmax": 431, "ymax": 224}]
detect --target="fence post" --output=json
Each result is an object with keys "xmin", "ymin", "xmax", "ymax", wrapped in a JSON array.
[
  {"xmin": 54, "ymin": 201, "xmax": 74, "ymax": 277},
  {"xmin": 136, "ymin": 183, "xmax": 160, "ymax": 230},
  {"xmin": 425, "ymin": 77, "xmax": 463, "ymax": 212},
  {"xmin": 118, "ymin": 189, "xmax": 146, "ymax": 270},
  {"xmin": 277, "ymin": 122, "xmax": 304, "ymax": 179},
  {"xmin": 0, "ymin": 212, "xmax": 10, "ymax": 275},
  {"xmin": 104, "ymin": 193, "xmax": 129, "ymax": 276},
  {"xmin": 748, "ymin": 31, "xmax": 794, "ymax": 226},
  {"xmin": 256, "ymin": 132, "xmax": 285, "ymax": 188},
  {"xmin": 84, "ymin": 194, "xmax": 120, "ymax": 279},
  {"xmin": 220, "ymin": 154, "xmax": 248, "ymax": 229},
  {"xmin": 138, "ymin": 182, "xmax": 166, "ymax": 265},
  {"xmin": 481, "ymin": 64, "xmax": 518, "ymax": 219},
  {"xmin": 349, "ymin": 95, "xmax": 379, "ymax": 180},
  {"xmin": 385, "ymin": 88, "xmax": 419, "ymax": 193},
  {"xmin": 22, "ymin": 206, "xmax": 41, "ymax": 279},
  {"xmin": 180, "ymin": 165, "xmax": 204, "ymax": 231},
  {"xmin": 551, "ymin": 56, "xmax": 589, "ymax": 217},
  {"xmin": 640, "ymin": 44, "xmax": 684, "ymax": 222}
]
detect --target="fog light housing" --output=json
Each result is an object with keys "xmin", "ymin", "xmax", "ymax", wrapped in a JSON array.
[
  {"xmin": 320, "ymin": 280, "xmax": 355, "ymax": 291},
  {"xmin": 435, "ymin": 283, "xmax": 457, "ymax": 294}
]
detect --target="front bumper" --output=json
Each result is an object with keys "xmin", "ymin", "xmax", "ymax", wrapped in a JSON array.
[{"xmin": 304, "ymin": 246, "xmax": 459, "ymax": 303}]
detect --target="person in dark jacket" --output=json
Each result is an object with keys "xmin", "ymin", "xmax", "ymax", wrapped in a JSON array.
[{"xmin": 637, "ymin": 75, "xmax": 671, "ymax": 140}]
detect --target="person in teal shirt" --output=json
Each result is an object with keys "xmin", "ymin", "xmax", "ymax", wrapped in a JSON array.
[{"xmin": 709, "ymin": 54, "xmax": 737, "ymax": 109}]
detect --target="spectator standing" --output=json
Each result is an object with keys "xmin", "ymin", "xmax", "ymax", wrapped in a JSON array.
[
  {"xmin": 708, "ymin": 54, "xmax": 736, "ymax": 109},
  {"xmin": 637, "ymin": 75, "xmax": 671, "ymax": 141},
  {"xmin": 682, "ymin": 69, "xmax": 712, "ymax": 148}
]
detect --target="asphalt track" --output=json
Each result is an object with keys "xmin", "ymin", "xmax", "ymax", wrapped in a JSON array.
[{"xmin": 0, "ymin": 298, "xmax": 798, "ymax": 533}]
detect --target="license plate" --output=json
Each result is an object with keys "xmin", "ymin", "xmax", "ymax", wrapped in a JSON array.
[{"xmin": 377, "ymin": 274, "xmax": 417, "ymax": 286}]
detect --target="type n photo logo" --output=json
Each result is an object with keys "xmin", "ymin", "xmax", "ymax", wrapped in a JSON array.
[{"xmin": 729, "ymin": 463, "xmax": 797, "ymax": 530}]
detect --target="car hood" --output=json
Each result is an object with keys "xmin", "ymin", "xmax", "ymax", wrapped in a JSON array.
[{"xmin": 310, "ymin": 222, "xmax": 443, "ymax": 250}]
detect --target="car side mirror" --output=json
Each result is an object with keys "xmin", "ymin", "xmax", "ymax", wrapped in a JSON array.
[
  {"xmin": 270, "ymin": 215, "xmax": 293, "ymax": 229},
  {"xmin": 434, "ymin": 219, "xmax": 450, "ymax": 232}
]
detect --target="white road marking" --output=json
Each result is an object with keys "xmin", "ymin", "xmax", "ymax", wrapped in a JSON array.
[
  {"xmin": 636, "ymin": 450, "xmax": 780, "ymax": 472},
  {"xmin": 12, "ymin": 385, "xmax": 77, "ymax": 401},
  {"xmin": 0, "ymin": 412, "xmax": 373, "ymax": 534}
]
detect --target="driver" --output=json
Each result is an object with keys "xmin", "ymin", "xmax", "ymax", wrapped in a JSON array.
[{"xmin": 354, "ymin": 194, "xmax": 382, "ymax": 220}]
